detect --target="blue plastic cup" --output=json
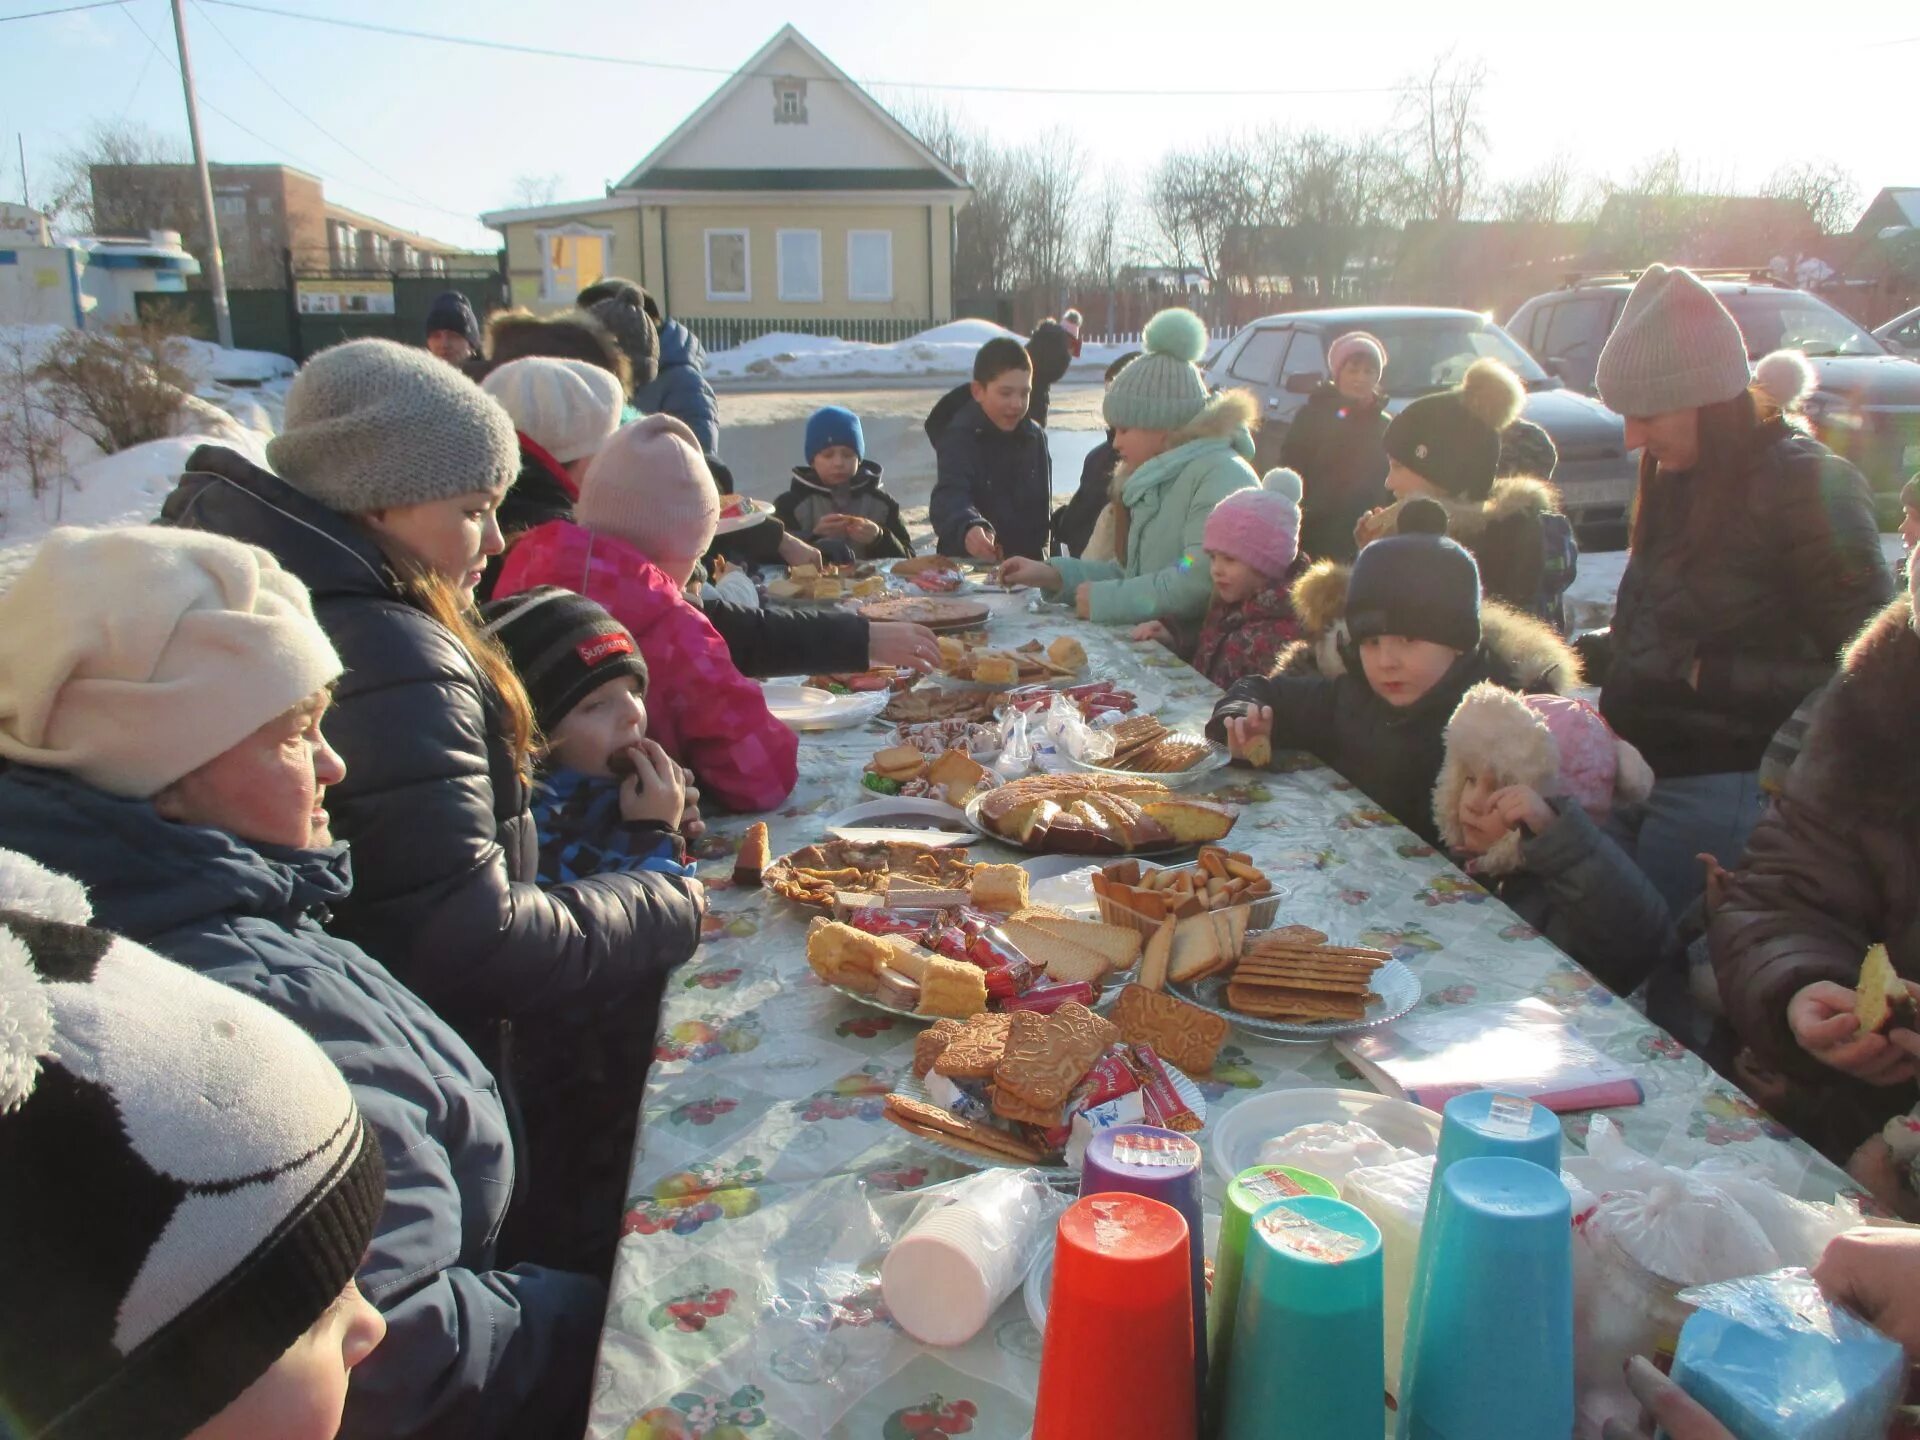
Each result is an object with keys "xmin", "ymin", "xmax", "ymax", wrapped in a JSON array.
[
  {"xmin": 1398, "ymin": 1156, "xmax": 1573, "ymax": 1440},
  {"xmin": 1434, "ymin": 1091, "xmax": 1562, "ymax": 1177},
  {"xmin": 1218, "ymin": 1195, "xmax": 1384, "ymax": 1440}
]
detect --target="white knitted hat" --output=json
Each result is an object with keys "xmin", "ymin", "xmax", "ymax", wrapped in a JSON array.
[
  {"xmin": 482, "ymin": 356, "xmax": 625, "ymax": 465},
  {"xmin": 0, "ymin": 527, "xmax": 343, "ymax": 798},
  {"xmin": 577, "ymin": 413, "xmax": 719, "ymax": 563},
  {"xmin": 1594, "ymin": 265, "xmax": 1753, "ymax": 418}
]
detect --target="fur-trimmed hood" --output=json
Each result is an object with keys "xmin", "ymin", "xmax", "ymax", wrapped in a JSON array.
[
  {"xmin": 1110, "ymin": 389, "xmax": 1260, "ymax": 501},
  {"xmin": 1791, "ymin": 595, "xmax": 1920, "ymax": 826},
  {"xmin": 1377, "ymin": 475, "xmax": 1561, "ymax": 545}
]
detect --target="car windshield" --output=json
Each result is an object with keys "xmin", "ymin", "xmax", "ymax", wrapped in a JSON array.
[
  {"xmin": 1363, "ymin": 320, "xmax": 1553, "ymax": 398},
  {"xmin": 1719, "ymin": 292, "xmax": 1886, "ymax": 358}
]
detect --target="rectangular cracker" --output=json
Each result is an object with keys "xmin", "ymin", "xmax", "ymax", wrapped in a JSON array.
[
  {"xmin": 884, "ymin": 1095, "xmax": 1050, "ymax": 1162},
  {"xmin": 1138, "ymin": 918, "xmax": 1174, "ymax": 992},
  {"xmin": 932, "ymin": 1013, "xmax": 1015, "ymax": 1079}
]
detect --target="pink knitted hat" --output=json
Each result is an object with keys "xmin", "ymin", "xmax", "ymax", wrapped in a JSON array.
[
  {"xmin": 1327, "ymin": 332, "xmax": 1388, "ymax": 377},
  {"xmin": 1202, "ymin": 468, "xmax": 1303, "ymax": 580},
  {"xmin": 576, "ymin": 413, "xmax": 719, "ymax": 563}
]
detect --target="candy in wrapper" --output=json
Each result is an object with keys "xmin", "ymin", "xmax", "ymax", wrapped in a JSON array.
[
  {"xmin": 1066, "ymin": 1090, "xmax": 1148, "ymax": 1168},
  {"xmin": 928, "ymin": 919, "xmax": 1037, "ymax": 995},
  {"xmin": 1127, "ymin": 1044, "xmax": 1201, "ymax": 1133},
  {"xmin": 1070, "ymin": 1049, "xmax": 1142, "ymax": 1113},
  {"xmin": 1002, "ymin": 980, "xmax": 1096, "ymax": 1014},
  {"xmin": 925, "ymin": 1071, "xmax": 992, "ymax": 1124},
  {"xmin": 843, "ymin": 909, "xmax": 933, "ymax": 939}
]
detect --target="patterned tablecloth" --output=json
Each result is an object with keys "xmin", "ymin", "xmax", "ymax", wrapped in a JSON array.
[{"xmin": 587, "ymin": 598, "xmax": 1849, "ymax": 1440}]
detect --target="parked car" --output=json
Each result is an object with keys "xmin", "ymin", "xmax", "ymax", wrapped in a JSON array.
[
  {"xmin": 1509, "ymin": 274, "xmax": 1920, "ymax": 523},
  {"xmin": 1203, "ymin": 306, "xmax": 1636, "ymax": 535},
  {"xmin": 1872, "ymin": 303, "xmax": 1920, "ymax": 357}
]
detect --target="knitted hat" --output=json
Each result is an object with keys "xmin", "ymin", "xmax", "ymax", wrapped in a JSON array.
[
  {"xmin": 0, "ymin": 847, "xmax": 385, "ymax": 1440},
  {"xmin": 804, "ymin": 405, "xmax": 865, "ymax": 462},
  {"xmin": 481, "ymin": 357, "xmax": 625, "ymax": 465},
  {"xmin": 1384, "ymin": 359, "xmax": 1525, "ymax": 502},
  {"xmin": 1594, "ymin": 264, "xmax": 1752, "ymax": 417},
  {"xmin": 577, "ymin": 413, "xmax": 719, "ymax": 563},
  {"xmin": 481, "ymin": 586, "xmax": 648, "ymax": 734},
  {"xmin": 1753, "ymin": 349, "xmax": 1815, "ymax": 410},
  {"xmin": 1344, "ymin": 498, "xmax": 1481, "ymax": 654},
  {"xmin": 1327, "ymin": 331, "xmax": 1388, "ymax": 377},
  {"xmin": 576, "ymin": 279, "xmax": 660, "ymax": 392},
  {"xmin": 1062, "ymin": 308, "xmax": 1083, "ymax": 338},
  {"xmin": 424, "ymin": 289, "xmax": 482, "ymax": 352},
  {"xmin": 0, "ymin": 528, "xmax": 343, "ymax": 799},
  {"xmin": 1434, "ymin": 684, "xmax": 1655, "ymax": 874},
  {"xmin": 267, "ymin": 339, "xmax": 519, "ymax": 514},
  {"xmin": 1103, "ymin": 308, "xmax": 1213, "ymax": 432},
  {"xmin": 482, "ymin": 308, "xmax": 631, "ymax": 395},
  {"xmin": 1204, "ymin": 468, "xmax": 1303, "ymax": 579}
]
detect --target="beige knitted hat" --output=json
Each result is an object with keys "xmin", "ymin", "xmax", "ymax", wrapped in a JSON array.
[
  {"xmin": 576, "ymin": 413, "xmax": 719, "ymax": 562},
  {"xmin": 1594, "ymin": 265, "xmax": 1752, "ymax": 418},
  {"xmin": 481, "ymin": 356, "xmax": 624, "ymax": 464},
  {"xmin": 0, "ymin": 528, "xmax": 343, "ymax": 798}
]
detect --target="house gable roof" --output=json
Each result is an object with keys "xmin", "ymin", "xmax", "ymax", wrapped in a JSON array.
[{"xmin": 614, "ymin": 25, "xmax": 967, "ymax": 194}]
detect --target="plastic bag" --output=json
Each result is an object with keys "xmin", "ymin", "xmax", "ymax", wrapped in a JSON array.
[
  {"xmin": 879, "ymin": 1169, "xmax": 1068, "ymax": 1346},
  {"xmin": 1040, "ymin": 692, "xmax": 1115, "ymax": 764},
  {"xmin": 1256, "ymin": 1121, "xmax": 1419, "ymax": 1185},
  {"xmin": 711, "ymin": 567, "xmax": 761, "ymax": 610},
  {"xmin": 994, "ymin": 707, "xmax": 1034, "ymax": 777},
  {"xmin": 1342, "ymin": 1154, "xmax": 1434, "ymax": 1399},
  {"xmin": 1669, "ymin": 1268, "xmax": 1906, "ymax": 1440}
]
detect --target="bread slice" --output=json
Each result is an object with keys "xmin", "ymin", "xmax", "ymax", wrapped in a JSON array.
[
  {"xmin": 1857, "ymin": 943, "xmax": 1917, "ymax": 1035},
  {"xmin": 1002, "ymin": 917, "xmax": 1111, "ymax": 984},
  {"xmin": 1019, "ymin": 915, "xmax": 1143, "ymax": 969}
]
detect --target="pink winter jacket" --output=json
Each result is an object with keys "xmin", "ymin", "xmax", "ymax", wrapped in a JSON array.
[{"xmin": 495, "ymin": 520, "xmax": 798, "ymax": 813}]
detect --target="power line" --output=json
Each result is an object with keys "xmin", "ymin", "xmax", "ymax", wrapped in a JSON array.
[
  {"xmin": 0, "ymin": 0, "xmax": 127, "ymax": 21},
  {"xmin": 197, "ymin": 0, "xmax": 1423, "ymax": 98}
]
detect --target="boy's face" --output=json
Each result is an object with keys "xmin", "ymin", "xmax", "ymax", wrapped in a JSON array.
[
  {"xmin": 1113, "ymin": 426, "xmax": 1171, "ymax": 469},
  {"xmin": 1358, "ymin": 634, "xmax": 1462, "ymax": 708},
  {"xmin": 548, "ymin": 674, "xmax": 647, "ymax": 777},
  {"xmin": 811, "ymin": 444, "xmax": 860, "ymax": 487},
  {"xmin": 971, "ymin": 370, "xmax": 1032, "ymax": 432},
  {"xmin": 1455, "ymin": 767, "xmax": 1509, "ymax": 853},
  {"xmin": 1386, "ymin": 459, "xmax": 1443, "ymax": 503},
  {"xmin": 1208, "ymin": 551, "xmax": 1263, "ymax": 606},
  {"xmin": 155, "ymin": 690, "xmax": 346, "ymax": 851},
  {"xmin": 188, "ymin": 1280, "xmax": 385, "ymax": 1440},
  {"xmin": 1901, "ymin": 504, "xmax": 1920, "ymax": 553}
]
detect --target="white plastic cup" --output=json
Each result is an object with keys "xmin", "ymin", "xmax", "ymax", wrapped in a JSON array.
[{"xmin": 883, "ymin": 1171, "xmax": 1043, "ymax": 1345}]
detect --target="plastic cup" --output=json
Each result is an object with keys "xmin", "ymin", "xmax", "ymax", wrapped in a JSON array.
[
  {"xmin": 1033, "ymin": 1192, "xmax": 1197, "ymax": 1440},
  {"xmin": 1218, "ymin": 1195, "xmax": 1385, "ymax": 1440},
  {"xmin": 1434, "ymin": 1091, "xmax": 1562, "ymax": 1177},
  {"xmin": 1398, "ymin": 1156, "xmax": 1573, "ymax": 1440},
  {"xmin": 1208, "ymin": 1165, "xmax": 1338, "ymax": 1431},
  {"xmin": 882, "ymin": 1170, "xmax": 1048, "ymax": 1346},
  {"xmin": 1080, "ymin": 1125, "xmax": 1208, "ymax": 1413}
]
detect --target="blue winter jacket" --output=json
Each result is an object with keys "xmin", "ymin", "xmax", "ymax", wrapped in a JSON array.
[
  {"xmin": 0, "ymin": 766, "xmax": 606, "ymax": 1440},
  {"xmin": 634, "ymin": 319, "xmax": 719, "ymax": 455}
]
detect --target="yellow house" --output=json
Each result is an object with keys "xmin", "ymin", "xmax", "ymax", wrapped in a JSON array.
[{"xmin": 480, "ymin": 25, "xmax": 971, "ymax": 346}]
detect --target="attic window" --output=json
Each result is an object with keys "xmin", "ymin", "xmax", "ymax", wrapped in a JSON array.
[{"xmin": 773, "ymin": 78, "xmax": 807, "ymax": 124}]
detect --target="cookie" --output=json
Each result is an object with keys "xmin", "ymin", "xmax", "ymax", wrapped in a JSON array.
[
  {"xmin": 913, "ymin": 1018, "xmax": 964, "ymax": 1078},
  {"xmin": 996, "ymin": 1004, "xmax": 1115, "ymax": 1108},
  {"xmin": 883, "ymin": 1094, "xmax": 1049, "ymax": 1162},
  {"xmin": 1113, "ymin": 983, "xmax": 1229, "ymax": 1076},
  {"xmin": 988, "ymin": 1084, "xmax": 1065, "ymax": 1128},
  {"xmin": 932, "ymin": 1013, "xmax": 1014, "ymax": 1080}
]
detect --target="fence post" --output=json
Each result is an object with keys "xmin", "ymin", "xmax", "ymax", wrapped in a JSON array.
[{"xmin": 281, "ymin": 246, "xmax": 303, "ymax": 361}]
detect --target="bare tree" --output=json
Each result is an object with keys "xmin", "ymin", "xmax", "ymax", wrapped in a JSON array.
[
  {"xmin": 1144, "ymin": 141, "xmax": 1249, "ymax": 299},
  {"xmin": 1395, "ymin": 53, "xmax": 1489, "ymax": 222},
  {"xmin": 1765, "ymin": 160, "xmax": 1861, "ymax": 236},
  {"xmin": 0, "ymin": 331, "xmax": 74, "ymax": 513},
  {"xmin": 1491, "ymin": 153, "xmax": 1587, "ymax": 225},
  {"xmin": 1011, "ymin": 128, "xmax": 1084, "ymax": 304},
  {"xmin": 506, "ymin": 172, "xmax": 565, "ymax": 209},
  {"xmin": 46, "ymin": 119, "xmax": 189, "ymax": 235},
  {"xmin": 1080, "ymin": 169, "xmax": 1130, "ymax": 335}
]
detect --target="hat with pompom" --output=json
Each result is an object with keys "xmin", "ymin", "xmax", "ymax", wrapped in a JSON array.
[
  {"xmin": 1328, "ymin": 331, "xmax": 1388, "ymax": 378},
  {"xmin": 1753, "ymin": 349, "xmax": 1815, "ymax": 410},
  {"xmin": 1103, "ymin": 308, "xmax": 1214, "ymax": 432},
  {"xmin": 1384, "ymin": 358, "xmax": 1525, "ymax": 502},
  {"xmin": 1594, "ymin": 263, "xmax": 1752, "ymax": 418},
  {"xmin": 1204, "ymin": 468, "xmax": 1303, "ymax": 580},
  {"xmin": 1433, "ymin": 685, "xmax": 1655, "ymax": 874},
  {"xmin": 1344, "ymin": 497, "xmax": 1482, "ymax": 655}
]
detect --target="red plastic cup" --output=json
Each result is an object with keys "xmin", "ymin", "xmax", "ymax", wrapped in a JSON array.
[{"xmin": 1033, "ymin": 1192, "xmax": 1197, "ymax": 1440}]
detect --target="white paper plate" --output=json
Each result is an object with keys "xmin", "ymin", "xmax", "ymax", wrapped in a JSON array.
[
  {"xmin": 1205, "ymin": 1087, "xmax": 1443, "ymax": 1188},
  {"xmin": 1026, "ymin": 1211, "xmax": 1219, "ymax": 1335},
  {"xmin": 1170, "ymin": 960, "xmax": 1421, "ymax": 1045},
  {"xmin": 762, "ymin": 683, "xmax": 890, "ymax": 731},
  {"xmin": 823, "ymin": 797, "xmax": 977, "ymax": 846}
]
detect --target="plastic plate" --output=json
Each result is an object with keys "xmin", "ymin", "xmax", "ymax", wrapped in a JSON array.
[
  {"xmin": 1169, "ymin": 960, "xmax": 1421, "ymax": 1046},
  {"xmin": 1204, "ymin": 1087, "xmax": 1443, "ymax": 1187},
  {"xmin": 762, "ymin": 683, "xmax": 890, "ymax": 731}
]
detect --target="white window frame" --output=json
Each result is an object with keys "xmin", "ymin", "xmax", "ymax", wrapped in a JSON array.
[
  {"xmin": 704, "ymin": 227, "xmax": 751, "ymax": 303},
  {"xmin": 535, "ymin": 222, "xmax": 615, "ymax": 305},
  {"xmin": 776, "ymin": 228, "xmax": 823, "ymax": 303},
  {"xmin": 846, "ymin": 229, "xmax": 893, "ymax": 303}
]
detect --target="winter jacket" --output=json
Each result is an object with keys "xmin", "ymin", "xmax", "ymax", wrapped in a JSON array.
[
  {"xmin": 1280, "ymin": 383, "xmax": 1391, "ymax": 563},
  {"xmin": 479, "ymin": 432, "xmax": 579, "ymax": 603},
  {"xmin": 1598, "ymin": 421, "xmax": 1892, "ymax": 779},
  {"xmin": 1053, "ymin": 434, "xmax": 1117, "ymax": 558},
  {"xmin": 1053, "ymin": 391, "xmax": 1261, "ymax": 625},
  {"xmin": 1711, "ymin": 595, "xmax": 1920, "ymax": 1160},
  {"xmin": 533, "ymin": 767, "xmax": 693, "ymax": 886},
  {"xmin": 161, "ymin": 447, "xmax": 705, "ymax": 1030},
  {"xmin": 1026, "ymin": 320, "xmax": 1077, "ymax": 427},
  {"xmin": 1459, "ymin": 800, "xmax": 1679, "ymax": 997},
  {"xmin": 1181, "ymin": 557, "xmax": 1309, "ymax": 691},
  {"xmin": 495, "ymin": 519, "xmax": 798, "ymax": 812},
  {"xmin": 1367, "ymin": 476, "xmax": 1568, "ymax": 617},
  {"xmin": 633, "ymin": 319, "xmax": 719, "ymax": 456},
  {"xmin": 1208, "ymin": 609, "xmax": 1583, "ymax": 847},
  {"xmin": 774, "ymin": 460, "xmax": 914, "ymax": 558},
  {"xmin": 928, "ymin": 397, "xmax": 1053, "ymax": 560},
  {"xmin": 695, "ymin": 588, "xmax": 870, "ymax": 678},
  {"xmin": 0, "ymin": 766, "xmax": 607, "ymax": 1440}
]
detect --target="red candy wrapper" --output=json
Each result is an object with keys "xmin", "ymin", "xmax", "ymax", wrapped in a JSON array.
[
  {"xmin": 1071, "ymin": 1049, "xmax": 1142, "ymax": 1112},
  {"xmin": 843, "ymin": 910, "xmax": 932, "ymax": 939},
  {"xmin": 1128, "ymin": 1044, "xmax": 1201, "ymax": 1133},
  {"xmin": 1002, "ymin": 980, "xmax": 1096, "ymax": 1015},
  {"xmin": 928, "ymin": 918, "xmax": 1036, "ymax": 995}
]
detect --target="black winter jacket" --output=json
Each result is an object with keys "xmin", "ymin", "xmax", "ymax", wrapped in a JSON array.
[
  {"xmin": 161, "ymin": 446, "xmax": 704, "ymax": 1030},
  {"xmin": 1053, "ymin": 434, "xmax": 1117, "ymax": 558},
  {"xmin": 1280, "ymin": 383, "xmax": 1390, "ymax": 562},
  {"xmin": 1597, "ymin": 422, "xmax": 1892, "ymax": 779},
  {"xmin": 927, "ymin": 398, "xmax": 1052, "ymax": 560},
  {"xmin": 773, "ymin": 459, "xmax": 914, "ymax": 558},
  {"xmin": 1025, "ymin": 320, "xmax": 1076, "ymax": 427},
  {"xmin": 479, "ymin": 434, "xmax": 577, "ymax": 603},
  {"xmin": 695, "ymin": 590, "xmax": 870, "ymax": 677}
]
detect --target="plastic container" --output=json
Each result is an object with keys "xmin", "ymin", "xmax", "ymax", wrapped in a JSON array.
[
  {"xmin": 1342, "ymin": 1154, "xmax": 1435, "ymax": 1407},
  {"xmin": 1033, "ymin": 1193, "xmax": 1197, "ymax": 1440},
  {"xmin": 880, "ymin": 1169, "xmax": 1055, "ymax": 1346}
]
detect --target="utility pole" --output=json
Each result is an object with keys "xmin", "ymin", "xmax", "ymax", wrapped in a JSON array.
[
  {"xmin": 170, "ymin": 0, "xmax": 233, "ymax": 348},
  {"xmin": 16, "ymin": 134, "xmax": 26, "ymax": 208}
]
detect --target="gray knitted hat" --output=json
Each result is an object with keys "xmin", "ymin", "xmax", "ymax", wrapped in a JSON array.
[
  {"xmin": 267, "ymin": 339, "xmax": 519, "ymax": 513},
  {"xmin": 1594, "ymin": 265, "xmax": 1752, "ymax": 418},
  {"xmin": 1104, "ymin": 308, "xmax": 1213, "ymax": 431}
]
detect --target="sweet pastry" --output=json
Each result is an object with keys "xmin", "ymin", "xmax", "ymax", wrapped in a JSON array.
[
  {"xmin": 733, "ymin": 821, "xmax": 770, "ymax": 886},
  {"xmin": 1114, "ymin": 984, "xmax": 1230, "ymax": 1076},
  {"xmin": 806, "ymin": 917, "xmax": 892, "ymax": 994},
  {"xmin": 1858, "ymin": 944, "xmax": 1917, "ymax": 1035},
  {"xmin": 1001, "ymin": 917, "xmax": 1111, "ymax": 986},
  {"xmin": 970, "ymin": 863, "xmax": 1030, "ymax": 914},
  {"xmin": 883, "ymin": 1094, "xmax": 1050, "ymax": 1162},
  {"xmin": 1047, "ymin": 636, "xmax": 1087, "ymax": 671},
  {"xmin": 975, "ymin": 773, "xmax": 1236, "ymax": 854},
  {"xmin": 875, "ymin": 968, "xmax": 923, "ymax": 1011},
  {"xmin": 1140, "ymin": 798, "xmax": 1238, "ymax": 845}
]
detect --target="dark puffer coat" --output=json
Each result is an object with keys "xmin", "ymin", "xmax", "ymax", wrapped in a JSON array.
[
  {"xmin": 1280, "ymin": 382, "xmax": 1390, "ymax": 562},
  {"xmin": 696, "ymin": 589, "xmax": 871, "ymax": 677},
  {"xmin": 478, "ymin": 432, "xmax": 577, "ymax": 602},
  {"xmin": 1597, "ymin": 422, "xmax": 1892, "ymax": 779},
  {"xmin": 927, "ymin": 398, "xmax": 1052, "ymax": 560},
  {"xmin": 634, "ymin": 319, "xmax": 719, "ymax": 456},
  {"xmin": 774, "ymin": 459, "xmax": 914, "ymax": 558},
  {"xmin": 0, "ymin": 767, "xmax": 606, "ymax": 1440}
]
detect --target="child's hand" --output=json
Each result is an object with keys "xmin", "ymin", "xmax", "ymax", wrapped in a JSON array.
[
  {"xmin": 869, "ymin": 621, "xmax": 942, "ymax": 672},
  {"xmin": 1698, "ymin": 852, "xmax": 1734, "ymax": 914},
  {"xmin": 821, "ymin": 513, "xmax": 880, "ymax": 545},
  {"xmin": 1814, "ymin": 1226, "xmax": 1920, "ymax": 1358},
  {"xmin": 1488, "ymin": 785, "xmax": 1557, "ymax": 836},
  {"xmin": 618, "ymin": 739, "xmax": 688, "ymax": 827},
  {"xmin": 677, "ymin": 765, "xmax": 706, "ymax": 842},
  {"xmin": 1354, "ymin": 506, "xmax": 1392, "ymax": 549},
  {"xmin": 1073, "ymin": 582, "xmax": 1092, "ymax": 619},
  {"xmin": 778, "ymin": 532, "xmax": 823, "ymax": 568},
  {"xmin": 1789, "ymin": 980, "xmax": 1920, "ymax": 1084},
  {"xmin": 1225, "ymin": 704, "xmax": 1274, "ymax": 766},
  {"xmin": 1132, "ymin": 620, "xmax": 1174, "ymax": 646},
  {"xmin": 963, "ymin": 524, "xmax": 999, "ymax": 561},
  {"xmin": 996, "ymin": 556, "xmax": 1060, "ymax": 590},
  {"xmin": 1599, "ymin": 1356, "xmax": 1735, "ymax": 1440}
]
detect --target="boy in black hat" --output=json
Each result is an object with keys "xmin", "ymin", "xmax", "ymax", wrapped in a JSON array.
[{"xmin": 424, "ymin": 289, "xmax": 483, "ymax": 368}]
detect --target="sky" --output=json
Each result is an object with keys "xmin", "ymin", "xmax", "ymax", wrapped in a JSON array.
[{"xmin": 2, "ymin": 0, "xmax": 1915, "ymax": 252}]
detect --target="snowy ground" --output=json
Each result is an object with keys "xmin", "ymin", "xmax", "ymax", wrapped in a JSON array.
[{"xmin": 707, "ymin": 318, "xmax": 1134, "ymax": 384}]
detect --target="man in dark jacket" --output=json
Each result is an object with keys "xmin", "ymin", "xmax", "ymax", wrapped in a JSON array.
[
  {"xmin": 425, "ymin": 288, "xmax": 483, "ymax": 367},
  {"xmin": 1024, "ymin": 315, "xmax": 1077, "ymax": 427},
  {"xmin": 929, "ymin": 336, "xmax": 1052, "ymax": 560}
]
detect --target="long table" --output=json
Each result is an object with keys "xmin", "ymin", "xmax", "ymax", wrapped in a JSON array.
[{"xmin": 586, "ymin": 601, "xmax": 1850, "ymax": 1439}]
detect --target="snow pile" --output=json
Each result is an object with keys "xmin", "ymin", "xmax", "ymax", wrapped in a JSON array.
[
  {"xmin": 705, "ymin": 319, "xmax": 1133, "ymax": 383},
  {"xmin": 174, "ymin": 338, "xmax": 296, "ymax": 388}
]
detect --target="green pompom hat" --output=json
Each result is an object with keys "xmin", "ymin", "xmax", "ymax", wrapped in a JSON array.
[{"xmin": 1103, "ymin": 308, "xmax": 1213, "ymax": 432}]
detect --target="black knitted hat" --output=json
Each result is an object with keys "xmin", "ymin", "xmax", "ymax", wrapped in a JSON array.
[
  {"xmin": 576, "ymin": 279, "xmax": 660, "ymax": 392},
  {"xmin": 481, "ymin": 586, "xmax": 649, "ymax": 734},
  {"xmin": 1344, "ymin": 498, "xmax": 1482, "ymax": 654},
  {"xmin": 1383, "ymin": 359, "xmax": 1526, "ymax": 502}
]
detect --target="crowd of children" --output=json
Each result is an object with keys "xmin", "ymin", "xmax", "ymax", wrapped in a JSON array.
[{"xmin": 2, "ymin": 265, "xmax": 1919, "ymax": 1438}]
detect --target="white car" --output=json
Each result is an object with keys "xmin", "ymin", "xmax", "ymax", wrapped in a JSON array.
[{"xmin": 1872, "ymin": 304, "xmax": 1920, "ymax": 358}]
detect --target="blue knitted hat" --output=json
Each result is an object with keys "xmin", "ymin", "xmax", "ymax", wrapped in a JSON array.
[
  {"xmin": 804, "ymin": 406, "xmax": 865, "ymax": 462},
  {"xmin": 1103, "ymin": 309, "xmax": 1213, "ymax": 432}
]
